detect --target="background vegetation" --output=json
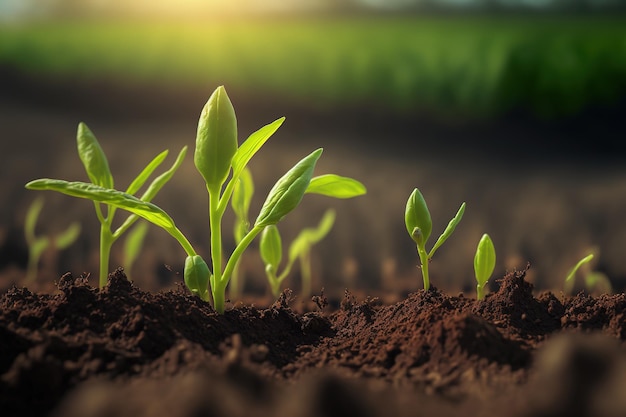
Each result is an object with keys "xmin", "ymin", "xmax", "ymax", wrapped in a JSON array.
[{"xmin": 1, "ymin": 15, "xmax": 625, "ymax": 119}]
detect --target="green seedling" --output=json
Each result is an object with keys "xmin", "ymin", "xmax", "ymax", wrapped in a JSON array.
[
  {"xmin": 27, "ymin": 86, "xmax": 366, "ymax": 313},
  {"xmin": 474, "ymin": 233, "xmax": 496, "ymax": 300},
  {"xmin": 405, "ymin": 188, "xmax": 465, "ymax": 290},
  {"xmin": 23, "ymin": 196, "xmax": 81, "ymax": 283},
  {"xmin": 260, "ymin": 208, "xmax": 340, "ymax": 299},
  {"xmin": 564, "ymin": 253, "xmax": 613, "ymax": 294},
  {"xmin": 26, "ymin": 123, "xmax": 186, "ymax": 287}
]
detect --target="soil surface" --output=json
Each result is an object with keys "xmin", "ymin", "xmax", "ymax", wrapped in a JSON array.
[{"xmin": 2, "ymin": 267, "xmax": 625, "ymax": 417}]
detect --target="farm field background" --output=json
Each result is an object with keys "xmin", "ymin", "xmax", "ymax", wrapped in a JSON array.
[{"xmin": 1, "ymin": 15, "xmax": 625, "ymax": 119}]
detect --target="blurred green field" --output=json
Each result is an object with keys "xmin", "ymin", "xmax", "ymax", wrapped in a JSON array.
[{"xmin": 1, "ymin": 16, "xmax": 625, "ymax": 118}]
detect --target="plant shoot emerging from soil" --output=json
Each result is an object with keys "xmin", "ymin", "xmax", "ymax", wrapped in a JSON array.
[
  {"xmin": 260, "ymin": 209, "xmax": 340, "ymax": 298},
  {"xmin": 26, "ymin": 125, "xmax": 186, "ymax": 287},
  {"xmin": 27, "ymin": 86, "xmax": 365, "ymax": 313},
  {"xmin": 474, "ymin": 233, "xmax": 496, "ymax": 300},
  {"xmin": 23, "ymin": 197, "xmax": 81, "ymax": 283},
  {"xmin": 405, "ymin": 188, "xmax": 465, "ymax": 290}
]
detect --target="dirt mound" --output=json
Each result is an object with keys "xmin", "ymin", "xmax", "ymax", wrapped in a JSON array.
[{"xmin": 1, "ymin": 268, "xmax": 625, "ymax": 417}]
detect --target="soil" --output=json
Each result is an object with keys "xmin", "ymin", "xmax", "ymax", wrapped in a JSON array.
[{"xmin": 2, "ymin": 266, "xmax": 625, "ymax": 417}]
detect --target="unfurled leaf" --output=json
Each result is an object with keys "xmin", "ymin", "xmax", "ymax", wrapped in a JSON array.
[
  {"xmin": 255, "ymin": 148, "xmax": 322, "ymax": 227},
  {"xmin": 306, "ymin": 174, "xmax": 366, "ymax": 198},
  {"xmin": 76, "ymin": 122, "xmax": 114, "ymax": 189},
  {"xmin": 429, "ymin": 202, "xmax": 466, "ymax": 258},
  {"xmin": 25, "ymin": 179, "xmax": 175, "ymax": 230},
  {"xmin": 232, "ymin": 118, "xmax": 284, "ymax": 178}
]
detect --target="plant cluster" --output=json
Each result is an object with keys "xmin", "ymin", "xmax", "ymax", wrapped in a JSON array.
[
  {"xmin": 26, "ymin": 84, "xmax": 613, "ymax": 309},
  {"xmin": 27, "ymin": 86, "xmax": 365, "ymax": 313},
  {"xmin": 23, "ymin": 197, "xmax": 81, "ymax": 283}
]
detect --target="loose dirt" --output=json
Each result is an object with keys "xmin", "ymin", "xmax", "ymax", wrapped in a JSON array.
[{"xmin": 2, "ymin": 267, "xmax": 625, "ymax": 417}]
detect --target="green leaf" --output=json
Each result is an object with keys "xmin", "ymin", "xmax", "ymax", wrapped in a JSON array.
[
  {"xmin": 194, "ymin": 86, "xmax": 238, "ymax": 189},
  {"xmin": 125, "ymin": 150, "xmax": 169, "ymax": 195},
  {"xmin": 288, "ymin": 209, "xmax": 335, "ymax": 262},
  {"xmin": 474, "ymin": 233, "xmax": 496, "ymax": 287},
  {"xmin": 25, "ymin": 179, "xmax": 176, "ymax": 230},
  {"xmin": 429, "ymin": 202, "xmax": 466, "ymax": 258},
  {"xmin": 24, "ymin": 197, "xmax": 44, "ymax": 243},
  {"xmin": 54, "ymin": 222, "xmax": 81, "ymax": 250},
  {"xmin": 305, "ymin": 174, "xmax": 366, "ymax": 199},
  {"xmin": 260, "ymin": 225, "xmax": 282, "ymax": 270},
  {"xmin": 123, "ymin": 221, "xmax": 149, "ymax": 268},
  {"xmin": 184, "ymin": 255, "xmax": 211, "ymax": 300},
  {"xmin": 405, "ymin": 188, "xmax": 432, "ymax": 247},
  {"xmin": 232, "ymin": 117, "xmax": 285, "ymax": 178},
  {"xmin": 565, "ymin": 253, "xmax": 594, "ymax": 282},
  {"xmin": 76, "ymin": 122, "xmax": 114, "ymax": 189},
  {"xmin": 255, "ymin": 148, "xmax": 323, "ymax": 227},
  {"xmin": 139, "ymin": 146, "xmax": 188, "ymax": 202},
  {"xmin": 231, "ymin": 166, "xmax": 254, "ymax": 223}
]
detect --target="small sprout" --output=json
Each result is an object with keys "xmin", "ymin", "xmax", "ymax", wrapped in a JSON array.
[
  {"xmin": 23, "ymin": 197, "xmax": 81, "ymax": 283},
  {"xmin": 474, "ymin": 233, "xmax": 495, "ymax": 300},
  {"xmin": 405, "ymin": 188, "xmax": 465, "ymax": 290},
  {"xmin": 26, "ymin": 124, "xmax": 187, "ymax": 287},
  {"xmin": 260, "ymin": 209, "xmax": 337, "ymax": 299},
  {"xmin": 564, "ymin": 253, "xmax": 612, "ymax": 294},
  {"xmin": 565, "ymin": 254, "xmax": 594, "ymax": 283}
]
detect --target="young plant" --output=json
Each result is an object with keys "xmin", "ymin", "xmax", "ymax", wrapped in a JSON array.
[
  {"xmin": 23, "ymin": 196, "xmax": 81, "ymax": 283},
  {"xmin": 405, "ymin": 188, "xmax": 465, "ymax": 290},
  {"xmin": 27, "ymin": 86, "xmax": 366, "ymax": 314},
  {"xmin": 260, "ymin": 208, "xmax": 339, "ymax": 299},
  {"xmin": 564, "ymin": 253, "xmax": 612, "ymax": 294},
  {"xmin": 474, "ymin": 233, "xmax": 495, "ymax": 300},
  {"xmin": 26, "ymin": 123, "xmax": 187, "ymax": 287}
]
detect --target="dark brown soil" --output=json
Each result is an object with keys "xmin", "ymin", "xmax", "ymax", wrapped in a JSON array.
[{"xmin": 2, "ymin": 266, "xmax": 625, "ymax": 417}]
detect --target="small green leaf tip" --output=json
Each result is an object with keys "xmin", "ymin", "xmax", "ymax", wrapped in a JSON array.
[
  {"xmin": 194, "ymin": 85, "xmax": 238, "ymax": 189},
  {"xmin": 255, "ymin": 148, "xmax": 323, "ymax": 227},
  {"xmin": 405, "ymin": 188, "xmax": 432, "ymax": 246},
  {"xmin": 76, "ymin": 122, "xmax": 113, "ymax": 189},
  {"xmin": 474, "ymin": 233, "xmax": 496, "ymax": 300},
  {"xmin": 184, "ymin": 255, "xmax": 210, "ymax": 301}
]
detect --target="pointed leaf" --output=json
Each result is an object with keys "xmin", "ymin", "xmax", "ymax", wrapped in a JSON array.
[
  {"xmin": 429, "ymin": 202, "xmax": 466, "ymax": 257},
  {"xmin": 25, "ymin": 179, "xmax": 176, "ymax": 230},
  {"xmin": 125, "ymin": 150, "xmax": 169, "ymax": 195},
  {"xmin": 54, "ymin": 222, "xmax": 81, "ymax": 250},
  {"xmin": 140, "ymin": 146, "xmax": 187, "ymax": 202},
  {"xmin": 76, "ymin": 122, "xmax": 114, "ymax": 188},
  {"xmin": 565, "ymin": 254, "xmax": 594, "ymax": 282},
  {"xmin": 25, "ymin": 197, "xmax": 44, "ymax": 243},
  {"xmin": 306, "ymin": 174, "xmax": 366, "ymax": 198},
  {"xmin": 255, "ymin": 149, "xmax": 323, "ymax": 227},
  {"xmin": 232, "ymin": 117, "xmax": 285, "ymax": 178}
]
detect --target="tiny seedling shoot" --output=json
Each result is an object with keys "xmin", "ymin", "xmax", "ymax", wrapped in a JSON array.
[
  {"xmin": 260, "ymin": 208, "xmax": 342, "ymax": 299},
  {"xmin": 405, "ymin": 188, "xmax": 465, "ymax": 290},
  {"xmin": 26, "ymin": 123, "xmax": 187, "ymax": 287},
  {"xmin": 474, "ymin": 233, "xmax": 496, "ymax": 300},
  {"xmin": 27, "ymin": 86, "xmax": 366, "ymax": 314},
  {"xmin": 24, "ymin": 197, "xmax": 81, "ymax": 283}
]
